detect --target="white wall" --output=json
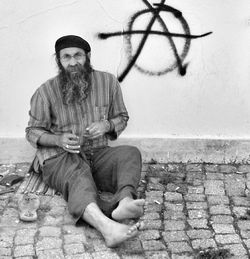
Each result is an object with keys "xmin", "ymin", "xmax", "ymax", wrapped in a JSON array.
[{"xmin": 1, "ymin": 0, "xmax": 250, "ymax": 140}]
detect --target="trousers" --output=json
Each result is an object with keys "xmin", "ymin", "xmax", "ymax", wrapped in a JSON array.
[{"xmin": 41, "ymin": 145, "xmax": 142, "ymax": 223}]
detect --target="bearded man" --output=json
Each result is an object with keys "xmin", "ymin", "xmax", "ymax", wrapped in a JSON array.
[{"xmin": 26, "ymin": 35, "xmax": 145, "ymax": 247}]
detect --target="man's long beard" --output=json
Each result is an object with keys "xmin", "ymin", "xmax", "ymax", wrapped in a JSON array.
[{"xmin": 58, "ymin": 61, "xmax": 92, "ymax": 104}]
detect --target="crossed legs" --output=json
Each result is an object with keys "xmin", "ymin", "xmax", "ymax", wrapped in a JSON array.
[{"xmin": 42, "ymin": 146, "xmax": 145, "ymax": 247}]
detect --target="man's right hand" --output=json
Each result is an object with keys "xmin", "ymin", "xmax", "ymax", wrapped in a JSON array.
[{"xmin": 57, "ymin": 133, "xmax": 81, "ymax": 153}]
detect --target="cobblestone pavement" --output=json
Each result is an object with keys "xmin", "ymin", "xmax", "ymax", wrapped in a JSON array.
[{"xmin": 1, "ymin": 162, "xmax": 250, "ymax": 258}]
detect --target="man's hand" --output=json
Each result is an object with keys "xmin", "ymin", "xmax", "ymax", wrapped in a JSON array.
[
  {"xmin": 57, "ymin": 133, "xmax": 80, "ymax": 153},
  {"xmin": 84, "ymin": 121, "xmax": 110, "ymax": 139}
]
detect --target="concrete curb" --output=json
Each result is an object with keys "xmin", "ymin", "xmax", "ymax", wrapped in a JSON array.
[{"xmin": 1, "ymin": 137, "xmax": 250, "ymax": 164}]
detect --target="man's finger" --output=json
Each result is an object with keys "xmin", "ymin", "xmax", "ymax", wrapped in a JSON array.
[
  {"xmin": 66, "ymin": 139, "xmax": 80, "ymax": 145},
  {"xmin": 63, "ymin": 147, "xmax": 80, "ymax": 153},
  {"xmin": 64, "ymin": 144, "xmax": 80, "ymax": 150}
]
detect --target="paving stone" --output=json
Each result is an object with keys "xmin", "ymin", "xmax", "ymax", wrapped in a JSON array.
[
  {"xmin": 145, "ymin": 196, "xmax": 163, "ymax": 204},
  {"xmin": 167, "ymin": 241, "xmax": 193, "ymax": 253},
  {"xmin": 64, "ymin": 243, "xmax": 85, "ymax": 255},
  {"xmin": 172, "ymin": 255, "xmax": 194, "ymax": 259},
  {"xmin": 186, "ymin": 164, "xmax": 203, "ymax": 172},
  {"xmin": 3, "ymin": 162, "xmax": 250, "ymax": 258},
  {"xmin": 205, "ymin": 164, "xmax": 219, "ymax": 172},
  {"xmin": 206, "ymin": 172, "xmax": 224, "ymax": 180},
  {"xmin": 65, "ymin": 254, "xmax": 92, "ymax": 259},
  {"xmin": 36, "ymin": 237, "xmax": 62, "ymax": 251},
  {"xmin": 162, "ymin": 231, "xmax": 188, "ymax": 242},
  {"xmin": 139, "ymin": 230, "xmax": 161, "ymax": 240},
  {"xmin": 46, "ymin": 206, "xmax": 66, "ymax": 216},
  {"xmin": 207, "ymin": 195, "xmax": 229, "ymax": 205},
  {"xmin": 184, "ymin": 194, "xmax": 206, "ymax": 202},
  {"xmin": 188, "ymin": 210, "xmax": 208, "ymax": 219},
  {"xmin": 237, "ymin": 220, "xmax": 250, "ymax": 230},
  {"xmin": 223, "ymin": 244, "xmax": 247, "ymax": 256},
  {"xmin": 164, "ymin": 210, "xmax": 186, "ymax": 220},
  {"xmin": 37, "ymin": 249, "xmax": 64, "ymax": 259},
  {"xmin": 219, "ymin": 165, "xmax": 237, "ymax": 173},
  {"xmin": 212, "ymin": 224, "xmax": 235, "ymax": 233},
  {"xmin": 42, "ymin": 215, "xmax": 63, "ymax": 225},
  {"xmin": 164, "ymin": 192, "xmax": 183, "ymax": 201},
  {"xmin": 144, "ymin": 203, "xmax": 162, "ymax": 213},
  {"xmin": 145, "ymin": 251, "xmax": 170, "ymax": 259},
  {"xmin": 187, "ymin": 186, "xmax": 204, "ymax": 194},
  {"xmin": 243, "ymin": 239, "xmax": 250, "ymax": 248},
  {"xmin": 141, "ymin": 240, "xmax": 166, "ymax": 250},
  {"xmin": 147, "ymin": 182, "xmax": 165, "ymax": 191},
  {"xmin": 191, "ymin": 239, "xmax": 217, "ymax": 249},
  {"xmin": 0, "ymin": 247, "xmax": 11, "ymax": 256},
  {"xmin": 187, "ymin": 219, "xmax": 208, "ymax": 229},
  {"xmin": 225, "ymin": 180, "xmax": 246, "ymax": 196},
  {"xmin": 63, "ymin": 225, "xmax": 85, "ymax": 235},
  {"xmin": 141, "ymin": 212, "xmax": 160, "ymax": 220},
  {"xmin": 186, "ymin": 230, "xmax": 213, "ymax": 239},
  {"xmin": 164, "ymin": 202, "xmax": 184, "ymax": 211},
  {"xmin": 122, "ymin": 254, "xmax": 145, "ymax": 259},
  {"xmin": 186, "ymin": 202, "xmax": 207, "ymax": 210},
  {"xmin": 238, "ymin": 165, "xmax": 250, "ymax": 173},
  {"xmin": 209, "ymin": 204, "xmax": 231, "ymax": 215},
  {"xmin": 210, "ymin": 215, "xmax": 234, "ymax": 224},
  {"xmin": 145, "ymin": 191, "xmax": 164, "ymax": 198},
  {"xmin": 240, "ymin": 230, "xmax": 250, "ymax": 239},
  {"xmin": 143, "ymin": 220, "xmax": 162, "ymax": 230},
  {"xmin": 232, "ymin": 197, "xmax": 250, "ymax": 206},
  {"xmin": 164, "ymin": 220, "xmax": 186, "ymax": 231},
  {"xmin": 204, "ymin": 180, "xmax": 225, "ymax": 195},
  {"xmin": 0, "ymin": 229, "xmax": 15, "ymax": 248},
  {"xmin": 215, "ymin": 234, "xmax": 241, "ymax": 244},
  {"xmin": 64, "ymin": 234, "xmax": 88, "ymax": 244},
  {"xmin": 119, "ymin": 239, "xmax": 143, "ymax": 253},
  {"xmin": 13, "ymin": 245, "xmax": 35, "ymax": 257},
  {"xmin": 39, "ymin": 226, "xmax": 61, "ymax": 237},
  {"xmin": 90, "ymin": 239, "xmax": 109, "ymax": 252},
  {"xmin": 233, "ymin": 206, "xmax": 248, "ymax": 218},
  {"xmin": 14, "ymin": 229, "xmax": 36, "ymax": 245}
]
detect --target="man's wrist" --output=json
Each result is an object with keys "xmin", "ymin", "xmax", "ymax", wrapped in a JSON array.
[{"xmin": 102, "ymin": 119, "xmax": 111, "ymax": 133}]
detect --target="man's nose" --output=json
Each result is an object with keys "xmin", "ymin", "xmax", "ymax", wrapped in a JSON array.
[{"xmin": 69, "ymin": 57, "xmax": 77, "ymax": 66}]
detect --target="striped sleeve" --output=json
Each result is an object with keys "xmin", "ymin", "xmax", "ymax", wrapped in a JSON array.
[
  {"xmin": 25, "ymin": 88, "xmax": 51, "ymax": 148},
  {"xmin": 107, "ymin": 76, "xmax": 129, "ymax": 140}
]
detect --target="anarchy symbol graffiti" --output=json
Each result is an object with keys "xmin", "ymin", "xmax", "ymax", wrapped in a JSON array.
[{"xmin": 98, "ymin": 0, "xmax": 212, "ymax": 82}]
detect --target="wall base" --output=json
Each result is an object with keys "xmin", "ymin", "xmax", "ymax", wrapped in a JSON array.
[{"xmin": 1, "ymin": 137, "xmax": 250, "ymax": 164}]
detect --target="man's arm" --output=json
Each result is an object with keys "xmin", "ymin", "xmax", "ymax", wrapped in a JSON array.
[
  {"xmin": 107, "ymin": 77, "xmax": 129, "ymax": 140},
  {"xmin": 25, "ymin": 89, "xmax": 53, "ymax": 148}
]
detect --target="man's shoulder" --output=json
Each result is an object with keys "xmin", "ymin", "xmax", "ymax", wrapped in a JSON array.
[
  {"xmin": 40, "ymin": 75, "xmax": 59, "ymax": 89},
  {"xmin": 36, "ymin": 75, "xmax": 59, "ymax": 93},
  {"xmin": 93, "ymin": 70, "xmax": 117, "ymax": 81},
  {"xmin": 33, "ymin": 75, "xmax": 60, "ymax": 102}
]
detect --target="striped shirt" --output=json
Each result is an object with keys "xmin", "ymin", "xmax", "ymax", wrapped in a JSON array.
[{"xmin": 26, "ymin": 70, "xmax": 129, "ymax": 165}]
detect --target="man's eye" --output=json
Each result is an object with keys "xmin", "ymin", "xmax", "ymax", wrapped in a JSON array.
[
  {"xmin": 62, "ymin": 55, "xmax": 70, "ymax": 59},
  {"xmin": 75, "ymin": 53, "xmax": 83, "ymax": 58}
]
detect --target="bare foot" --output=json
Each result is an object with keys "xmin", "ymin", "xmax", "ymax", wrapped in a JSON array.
[
  {"xmin": 104, "ymin": 221, "xmax": 143, "ymax": 248},
  {"xmin": 112, "ymin": 197, "xmax": 145, "ymax": 221}
]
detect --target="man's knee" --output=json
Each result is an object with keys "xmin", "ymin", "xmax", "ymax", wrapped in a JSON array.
[{"xmin": 118, "ymin": 145, "xmax": 141, "ymax": 161}]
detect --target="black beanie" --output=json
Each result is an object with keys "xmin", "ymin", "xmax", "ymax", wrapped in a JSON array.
[{"xmin": 55, "ymin": 35, "xmax": 91, "ymax": 53}]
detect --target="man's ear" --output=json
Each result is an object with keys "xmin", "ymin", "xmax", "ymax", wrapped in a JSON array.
[{"xmin": 87, "ymin": 52, "xmax": 91, "ymax": 59}]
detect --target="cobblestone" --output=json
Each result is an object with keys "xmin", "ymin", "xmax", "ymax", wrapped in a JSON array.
[{"xmin": 2, "ymin": 162, "xmax": 250, "ymax": 258}]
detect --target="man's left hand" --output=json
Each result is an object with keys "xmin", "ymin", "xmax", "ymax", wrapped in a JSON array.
[{"xmin": 85, "ymin": 121, "xmax": 109, "ymax": 139}]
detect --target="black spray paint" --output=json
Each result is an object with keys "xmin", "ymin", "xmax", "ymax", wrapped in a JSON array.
[{"xmin": 98, "ymin": 0, "xmax": 212, "ymax": 82}]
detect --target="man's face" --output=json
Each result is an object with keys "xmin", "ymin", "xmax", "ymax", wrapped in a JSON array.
[{"xmin": 59, "ymin": 47, "xmax": 87, "ymax": 71}]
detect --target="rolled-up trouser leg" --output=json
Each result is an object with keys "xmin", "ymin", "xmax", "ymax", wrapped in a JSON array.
[
  {"xmin": 91, "ymin": 145, "xmax": 142, "ymax": 216},
  {"xmin": 41, "ymin": 152, "xmax": 98, "ymax": 223}
]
